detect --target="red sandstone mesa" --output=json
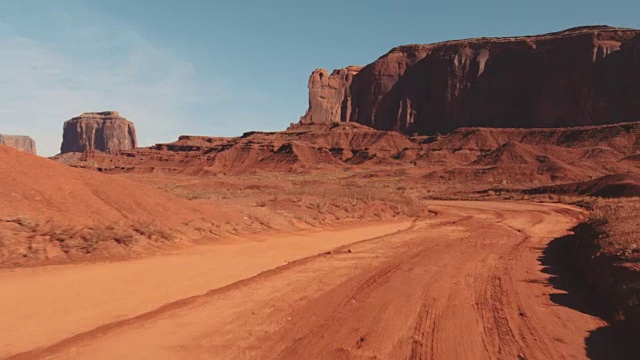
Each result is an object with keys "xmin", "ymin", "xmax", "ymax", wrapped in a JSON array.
[
  {"xmin": 60, "ymin": 111, "xmax": 138, "ymax": 154},
  {"xmin": 0, "ymin": 134, "xmax": 36, "ymax": 154},
  {"xmin": 301, "ymin": 26, "xmax": 640, "ymax": 134}
]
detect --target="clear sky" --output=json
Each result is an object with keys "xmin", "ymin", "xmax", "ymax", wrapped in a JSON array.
[{"xmin": 0, "ymin": 0, "xmax": 637, "ymax": 156}]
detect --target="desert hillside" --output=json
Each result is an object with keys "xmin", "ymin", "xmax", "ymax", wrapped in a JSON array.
[{"xmin": 0, "ymin": 145, "xmax": 225, "ymax": 266}]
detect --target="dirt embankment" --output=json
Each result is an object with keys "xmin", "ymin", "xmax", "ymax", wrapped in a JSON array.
[
  {"xmin": 562, "ymin": 222, "xmax": 639, "ymax": 322},
  {"xmin": 0, "ymin": 145, "xmax": 424, "ymax": 267},
  {"xmin": 0, "ymin": 145, "xmax": 224, "ymax": 267},
  {"xmin": 547, "ymin": 199, "xmax": 640, "ymax": 358},
  {"xmin": 524, "ymin": 174, "xmax": 640, "ymax": 198},
  {"xmin": 588, "ymin": 200, "xmax": 640, "ymax": 322}
]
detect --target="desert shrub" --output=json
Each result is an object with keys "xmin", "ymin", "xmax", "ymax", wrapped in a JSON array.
[
  {"xmin": 114, "ymin": 232, "xmax": 136, "ymax": 246},
  {"xmin": 183, "ymin": 192, "xmax": 212, "ymax": 200},
  {"xmin": 133, "ymin": 222, "xmax": 175, "ymax": 241},
  {"xmin": 590, "ymin": 202, "xmax": 615, "ymax": 225},
  {"xmin": 2, "ymin": 215, "xmax": 37, "ymax": 232},
  {"xmin": 308, "ymin": 199, "xmax": 326, "ymax": 213},
  {"xmin": 589, "ymin": 198, "xmax": 640, "ymax": 255},
  {"xmin": 389, "ymin": 193, "xmax": 421, "ymax": 217}
]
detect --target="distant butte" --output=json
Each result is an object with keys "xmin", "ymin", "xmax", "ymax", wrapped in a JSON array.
[
  {"xmin": 60, "ymin": 111, "xmax": 137, "ymax": 154},
  {"xmin": 0, "ymin": 134, "xmax": 36, "ymax": 154}
]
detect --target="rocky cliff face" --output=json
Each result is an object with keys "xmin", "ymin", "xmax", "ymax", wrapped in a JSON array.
[
  {"xmin": 300, "ymin": 66, "xmax": 363, "ymax": 124},
  {"xmin": 60, "ymin": 111, "xmax": 137, "ymax": 154},
  {"xmin": 0, "ymin": 135, "xmax": 36, "ymax": 154},
  {"xmin": 300, "ymin": 26, "xmax": 640, "ymax": 134}
]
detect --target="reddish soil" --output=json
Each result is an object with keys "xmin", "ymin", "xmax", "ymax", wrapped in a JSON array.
[
  {"xmin": 0, "ymin": 221, "xmax": 412, "ymax": 357},
  {"xmin": 4, "ymin": 201, "xmax": 607, "ymax": 360},
  {"xmin": 0, "ymin": 146, "xmax": 208, "ymax": 226},
  {"xmin": 0, "ymin": 145, "xmax": 424, "ymax": 266},
  {"xmin": 0, "ymin": 146, "xmax": 229, "ymax": 266}
]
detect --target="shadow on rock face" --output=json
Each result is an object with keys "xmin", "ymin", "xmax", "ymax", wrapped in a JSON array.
[{"xmin": 539, "ymin": 224, "xmax": 639, "ymax": 359}]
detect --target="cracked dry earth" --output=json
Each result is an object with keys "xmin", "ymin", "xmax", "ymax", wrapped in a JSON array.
[{"xmin": 4, "ymin": 201, "xmax": 605, "ymax": 360}]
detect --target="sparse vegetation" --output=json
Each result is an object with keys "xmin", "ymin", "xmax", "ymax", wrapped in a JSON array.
[
  {"xmin": 0, "ymin": 217, "xmax": 178, "ymax": 264},
  {"xmin": 133, "ymin": 222, "xmax": 176, "ymax": 242},
  {"xmin": 550, "ymin": 197, "xmax": 640, "ymax": 328},
  {"xmin": 2, "ymin": 215, "xmax": 37, "ymax": 232},
  {"xmin": 589, "ymin": 198, "xmax": 640, "ymax": 257}
]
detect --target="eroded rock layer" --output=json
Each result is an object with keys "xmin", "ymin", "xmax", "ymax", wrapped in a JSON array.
[
  {"xmin": 60, "ymin": 111, "xmax": 137, "ymax": 154},
  {"xmin": 301, "ymin": 26, "xmax": 640, "ymax": 134},
  {"xmin": 51, "ymin": 121, "xmax": 640, "ymax": 186},
  {"xmin": 0, "ymin": 135, "xmax": 36, "ymax": 154}
]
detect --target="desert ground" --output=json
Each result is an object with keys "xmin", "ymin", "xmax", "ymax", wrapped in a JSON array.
[
  {"xmin": 0, "ymin": 199, "xmax": 610, "ymax": 360},
  {"xmin": 1, "ymin": 141, "xmax": 639, "ymax": 359}
]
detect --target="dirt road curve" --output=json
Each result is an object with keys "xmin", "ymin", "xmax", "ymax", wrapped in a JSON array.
[{"xmin": 4, "ymin": 201, "xmax": 605, "ymax": 360}]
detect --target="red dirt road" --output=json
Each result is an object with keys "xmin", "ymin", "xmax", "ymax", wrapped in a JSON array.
[{"xmin": 4, "ymin": 201, "xmax": 605, "ymax": 359}]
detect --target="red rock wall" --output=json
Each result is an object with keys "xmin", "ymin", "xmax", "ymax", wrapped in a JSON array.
[
  {"xmin": 60, "ymin": 111, "xmax": 138, "ymax": 154},
  {"xmin": 0, "ymin": 135, "xmax": 36, "ymax": 154},
  {"xmin": 300, "ymin": 66, "xmax": 363, "ymax": 124},
  {"xmin": 301, "ymin": 26, "xmax": 640, "ymax": 134}
]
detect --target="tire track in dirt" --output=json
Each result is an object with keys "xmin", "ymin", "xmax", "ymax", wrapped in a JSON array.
[
  {"xmin": 8, "ymin": 201, "xmax": 606, "ymax": 360},
  {"xmin": 1, "ymin": 220, "xmax": 417, "ymax": 359}
]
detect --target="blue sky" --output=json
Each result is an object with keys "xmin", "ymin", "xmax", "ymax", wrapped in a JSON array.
[{"xmin": 0, "ymin": 0, "xmax": 637, "ymax": 155}]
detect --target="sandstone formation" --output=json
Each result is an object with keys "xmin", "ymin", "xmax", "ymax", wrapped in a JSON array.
[
  {"xmin": 54, "ymin": 122, "xmax": 420, "ymax": 174},
  {"xmin": 0, "ymin": 134, "xmax": 36, "ymax": 154},
  {"xmin": 52, "ymin": 120, "xmax": 640, "ymax": 186},
  {"xmin": 300, "ymin": 66, "xmax": 363, "ymax": 124},
  {"xmin": 60, "ymin": 111, "xmax": 137, "ymax": 154},
  {"xmin": 300, "ymin": 26, "xmax": 640, "ymax": 134}
]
